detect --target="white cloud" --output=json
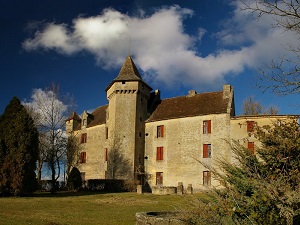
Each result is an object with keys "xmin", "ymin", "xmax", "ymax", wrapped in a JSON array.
[
  {"xmin": 23, "ymin": 88, "xmax": 68, "ymax": 128},
  {"xmin": 22, "ymin": 3, "xmax": 298, "ymax": 89}
]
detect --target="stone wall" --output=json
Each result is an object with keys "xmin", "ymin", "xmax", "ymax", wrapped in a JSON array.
[
  {"xmin": 145, "ymin": 113, "xmax": 231, "ymax": 191},
  {"xmin": 135, "ymin": 212, "xmax": 186, "ymax": 225}
]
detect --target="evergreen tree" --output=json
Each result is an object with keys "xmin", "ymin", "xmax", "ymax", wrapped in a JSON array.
[{"xmin": 0, "ymin": 97, "xmax": 39, "ymax": 196}]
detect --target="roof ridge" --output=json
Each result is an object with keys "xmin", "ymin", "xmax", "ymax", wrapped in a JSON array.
[{"xmin": 160, "ymin": 90, "xmax": 223, "ymax": 101}]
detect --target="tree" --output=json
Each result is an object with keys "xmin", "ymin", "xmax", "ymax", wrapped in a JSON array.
[
  {"xmin": 243, "ymin": 96, "xmax": 263, "ymax": 115},
  {"xmin": 24, "ymin": 83, "xmax": 74, "ymax": 193},
  {"xmin": 181, "ymin": 118, "xmax": 300, "ymax": 225},
  {"xmin": 242, "ymin": 1, "xmax": 300, "ymax": 95},
  {"xmin": 67, "ymin": 167, "xmax": 82, "ymax": 191},
  {"xmin": 0, "ymin": 97, "xmax": 39, "ymax": 196},
  {"xmin": 66, "ymin": 134, "xmax": 81, "ymax": 180},
  {"xmin": 242, "ymin": 96, "xmax": 279, "ymax": 115}
]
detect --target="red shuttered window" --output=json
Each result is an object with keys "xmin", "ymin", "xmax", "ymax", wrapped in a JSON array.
[
  {"xmin": 80, "ymin": 152, "xmax": 86, "ymax": 163},
  {"xmin": 203, "ymin": 144, "xmax": 211, "ymax": 158},
  {"xmin": 247, "ymin": 121, "xmax": 255, "ymax": 132},
  {"xmin": 157, "ymin": 125, "xmax": 164, "ymax": 138},
  {"xmin": 203, "ymin": 120, "xmax": 211, "ymax": 134},
  {"xmin": 156, "ymin": 147, "xmax": 164, "ymax": 160},
  {"xmin": 81, "ymin": 133, "xmax": 87, "ymax": 143}
]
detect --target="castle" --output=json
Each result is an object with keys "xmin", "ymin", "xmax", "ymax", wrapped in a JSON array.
[{"xmin": 66, "ymin": 56, "xmax": 289, "ymax": 192}]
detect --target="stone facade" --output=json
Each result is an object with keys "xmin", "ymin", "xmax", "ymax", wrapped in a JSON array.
[{"xmin": 66, "ymin": 56, "xmax": 293, "ymax": 192}]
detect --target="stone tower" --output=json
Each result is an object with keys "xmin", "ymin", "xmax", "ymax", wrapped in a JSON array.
[{"xmin": 105, "ymin": 56, "xmax": 152, "ymax": 180}]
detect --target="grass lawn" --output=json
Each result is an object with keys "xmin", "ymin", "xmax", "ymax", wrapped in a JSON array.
[{"xmin": 0, "ymin": 191, "xmax": 199, "ymax": 225}]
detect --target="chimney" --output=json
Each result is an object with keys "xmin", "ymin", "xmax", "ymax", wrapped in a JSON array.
[
  {"xmin": 223, "ymin": 84, "xmax": 232, "ymax": 99},
  {"xmin": 188, "ymin": 90, "xmax": 197, "ymax": 97}
]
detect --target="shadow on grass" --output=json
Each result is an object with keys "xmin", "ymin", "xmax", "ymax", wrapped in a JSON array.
[{"xmin": 33, "ymin": 190, "xmax": 122, "ymax": 198}]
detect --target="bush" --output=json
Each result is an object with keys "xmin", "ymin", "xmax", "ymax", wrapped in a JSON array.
[
  {"xmin": 87, "ymin": 179, "xmax": 126, "ymax": 192},
  {"xmin": 67, "ymin": 167, "xmax": 82, "ymax": 191}
]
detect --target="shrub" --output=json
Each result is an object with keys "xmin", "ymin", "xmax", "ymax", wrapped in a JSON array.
[{"xmin": 67, "ymin": 167, "xmax": 82, "ymax": 191}]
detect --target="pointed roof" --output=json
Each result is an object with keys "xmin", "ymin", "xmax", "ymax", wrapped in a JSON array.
[
  {"xmin": 66, "ymin": 112, "xmax": 81, "ymax": 121},
  {"xmin": 106, "ymin": 56, "xmax": 152, "ymax": 91}
]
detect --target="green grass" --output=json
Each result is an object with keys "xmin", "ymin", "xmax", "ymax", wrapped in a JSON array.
[{"xmin": 0, "ymin": 191, "xmax": 198, "ymax": 225}]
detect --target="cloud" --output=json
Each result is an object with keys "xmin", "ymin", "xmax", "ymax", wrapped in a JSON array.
[
  {"xmin": 22, "ymin": 3, "xmax": 298, "ymax": 89},
  {"xmin": 23, "ymin": 88, "xmax": 68, "ymax": 128}
]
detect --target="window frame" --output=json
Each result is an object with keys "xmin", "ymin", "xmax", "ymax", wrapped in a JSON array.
[
  {"xmin": 105, "ymin": 127, "xmax": 108, "ymax": 139},
  {"xmin": 157, "ymin": 125, "xmax": 164, "ymax": 138},
  {"xmin": 80, "ymin": 151, "xmax": 86, "ymax": 164},
  {"xmin": 156, "ymin": 146, "xmax": 164, "ymax": 160},
  {"xmin": 203, "ymin": 171, "xmax": 211, "ymax": 186},
  {"xmin": 247, "ymin": 121, "xmax": 255, "ymax": 132},
  {"xmin": 156, "ymin": 172, "xmax": 163, "ymax": 185},
  {"xmin": 203, "ymin": 144, "xmax": 211, "ymax": 158},
  {"xmin": 104, "ymin": 148, "xmax": 108, "ymax": 161},
  {"xmin": 203, "ymin": 120, "xmax": 211, "ymax": 134},
  {"xmin": 81, "ymin": 133, "xmax": 87, "ymax": 144}
]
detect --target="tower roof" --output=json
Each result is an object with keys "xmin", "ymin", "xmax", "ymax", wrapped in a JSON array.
[{"xmin": 105, "ymin": 56, "xmax": 152, "ymax": 91}]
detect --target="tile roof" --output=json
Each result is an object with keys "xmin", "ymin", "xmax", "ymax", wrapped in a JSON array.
[
  {"xmin": 105, "ymin": 55, "xmax": 152, "ymax": 91},
  {"xmin": 66, "ymin": 112, "xmax": 81, "ymax": 121},
  {"xmin": 147, "ymin": 91, "xmax": 229, "ymax": 122},
  {"xmin": 87, "ymin": 105, "xmax": 108, "ymax": 127}
]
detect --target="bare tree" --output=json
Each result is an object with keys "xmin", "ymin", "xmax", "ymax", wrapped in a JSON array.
[
  {"xmin": 243, "ymin": 96, "xmax": 263, "ymax": 115},
  {"xmin": 24, "ymin": 83, "xmax": 74, "ymax": 193},
  {"xmin": 66, "ymin": 133, "xmax": 81, "ymax": 180},
  {"xmin": 243, "ymin": 96, "xmax": 279, "ymax": 115},
  {"xmin": 242, "ymin": 0, "xmax": 300, "ymax": 95}
]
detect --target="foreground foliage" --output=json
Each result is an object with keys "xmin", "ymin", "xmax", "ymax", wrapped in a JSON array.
[
  {"xmin": 182, "ymin": 119, "xmax": 300, "ymax": 225},
  {"xmin": 0, "ymin": 97, "xmax": 39, "ymax": 196}
]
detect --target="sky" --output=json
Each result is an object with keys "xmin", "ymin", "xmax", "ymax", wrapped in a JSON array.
[{"xmin": 1, "ymin": 0, "xmax": 299, "ymax": 116}]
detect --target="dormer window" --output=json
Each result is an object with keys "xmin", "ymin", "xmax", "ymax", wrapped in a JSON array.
[{"xmin": 82, "ymin": 119, "xmax": 87, "ymax": 126}]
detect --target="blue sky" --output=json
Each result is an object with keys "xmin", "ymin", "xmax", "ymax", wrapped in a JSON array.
[{"xmin": 1, "ymin": 0, "xmax": 299, "ymax": 116}]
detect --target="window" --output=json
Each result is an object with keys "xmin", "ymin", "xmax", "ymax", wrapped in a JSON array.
[
  {"xmin": 203, "ymin": 171, "xmax": 211, "ymax": 186},
  {"xmin": 105, "ymin": 127, "xmax": 108, "ymax": 139},
  {"xmin": 104, "ymin": 148, "xmax": 108, "ymax": 161},
  {"xmin": 157, "ymin": 125, "xmax": 164, "ymax": 138},
  {"xmin": 247, "ymin": 121, "xmax": 255, "ymax": 132},
  {"xmin": 81, "ymin": 133, "xmax": 87, "ymax": 143},
  {"xmin": 82, "ymin": 119, "xmax": 86, "ymax": 126},
  {"xmin": 203, "ymin": 144, "xmax": 211, "ymax": 158},
  {"xmin": 156, "ymin": 172, "xmax": 163, "ymax": 185},
  {"xmin": 203, "ymin": 120, "xmax": 211, "ymax": 134},
  {"xmin": 248, "ymin": 142, "xmax": 255, "ymax": 154},
  {"xmin": 80, "ymin": 152, "xmax": 86, "ymax": 163},
  {"xmin": 156, "ymin": 147, "xmax": 164, "ymax": 160}
]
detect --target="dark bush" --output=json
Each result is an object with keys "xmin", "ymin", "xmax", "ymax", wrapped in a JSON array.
[
  {"xmin": 67, "ymin": 167, "xmax": 82, "ymax": 190},
  {"xmin": 87, "ymin": 179, "xmax": 126, "ymax": 192}
]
